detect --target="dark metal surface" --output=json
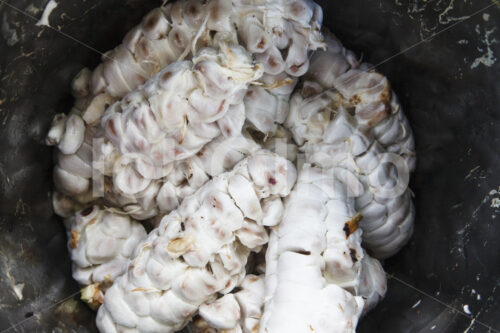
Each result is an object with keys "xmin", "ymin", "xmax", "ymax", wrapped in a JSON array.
[{"xmin": 0, "ymin": 0, "xmax": 499, "ymax": 332}]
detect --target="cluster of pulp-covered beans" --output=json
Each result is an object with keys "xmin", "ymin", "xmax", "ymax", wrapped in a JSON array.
[{"xmin": 46, "ymin": 1, "xmax": 416, "ymax": 332}]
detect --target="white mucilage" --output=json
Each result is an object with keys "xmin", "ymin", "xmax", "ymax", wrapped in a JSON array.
[
  {"xmin": 259, "ymin": 165, "xmax": 387, "ymax": 333},
  {"xmin": 109, "ymin": 133, "xmax": 262, "ymax": 221},
  {"xmin": 46, "ymin": 1, "xmax": 417, "ymax": 332},
  {"xmin": 96, "ymin": 151, "xmax": 296, "ymax": 333},
  {"xmin": 188, "ymin": 274, "xmax": 266, "ymax": 333},
  {"xmin": 47, "ymin": 2, "xmax": 239, "ymax": 204},
  {"xmin": 304, "ymin": 32, "xmax": 416, "ymax": 171},
  {"xmin": 64, "ymin": 206, "xmax": 147, "ymax": 309},
  {"xmin": 47, "ymin": 0, "xmax": 325, "ymax": 219},
  {"xmin": 94, "ymin": 43, "xmax": 262, "ymax": 221},
  {"xmin": 286, "ymin": 31, "xmax": 416, "ymax": 259},
  {"xmin": 101, "ymin": 43, "xmax": 261, "ymax": 169},
  {"xmin": 49, "ymin": 43, "xmax": 263, "ymax": 220}
]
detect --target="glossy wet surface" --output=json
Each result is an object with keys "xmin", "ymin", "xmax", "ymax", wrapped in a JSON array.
[{"xmin": 0, "ymin": 0, "xmax": 499, "ymax": 332}]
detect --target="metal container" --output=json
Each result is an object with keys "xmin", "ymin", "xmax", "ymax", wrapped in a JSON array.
[{"xmin": 0, "ymin": 0, "xmax": 498, "ymax": 332}]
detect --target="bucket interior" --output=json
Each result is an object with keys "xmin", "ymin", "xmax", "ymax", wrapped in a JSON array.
[{"xmin": 0, "ymin": 0, "xmax": 499, "ymax": 332}]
